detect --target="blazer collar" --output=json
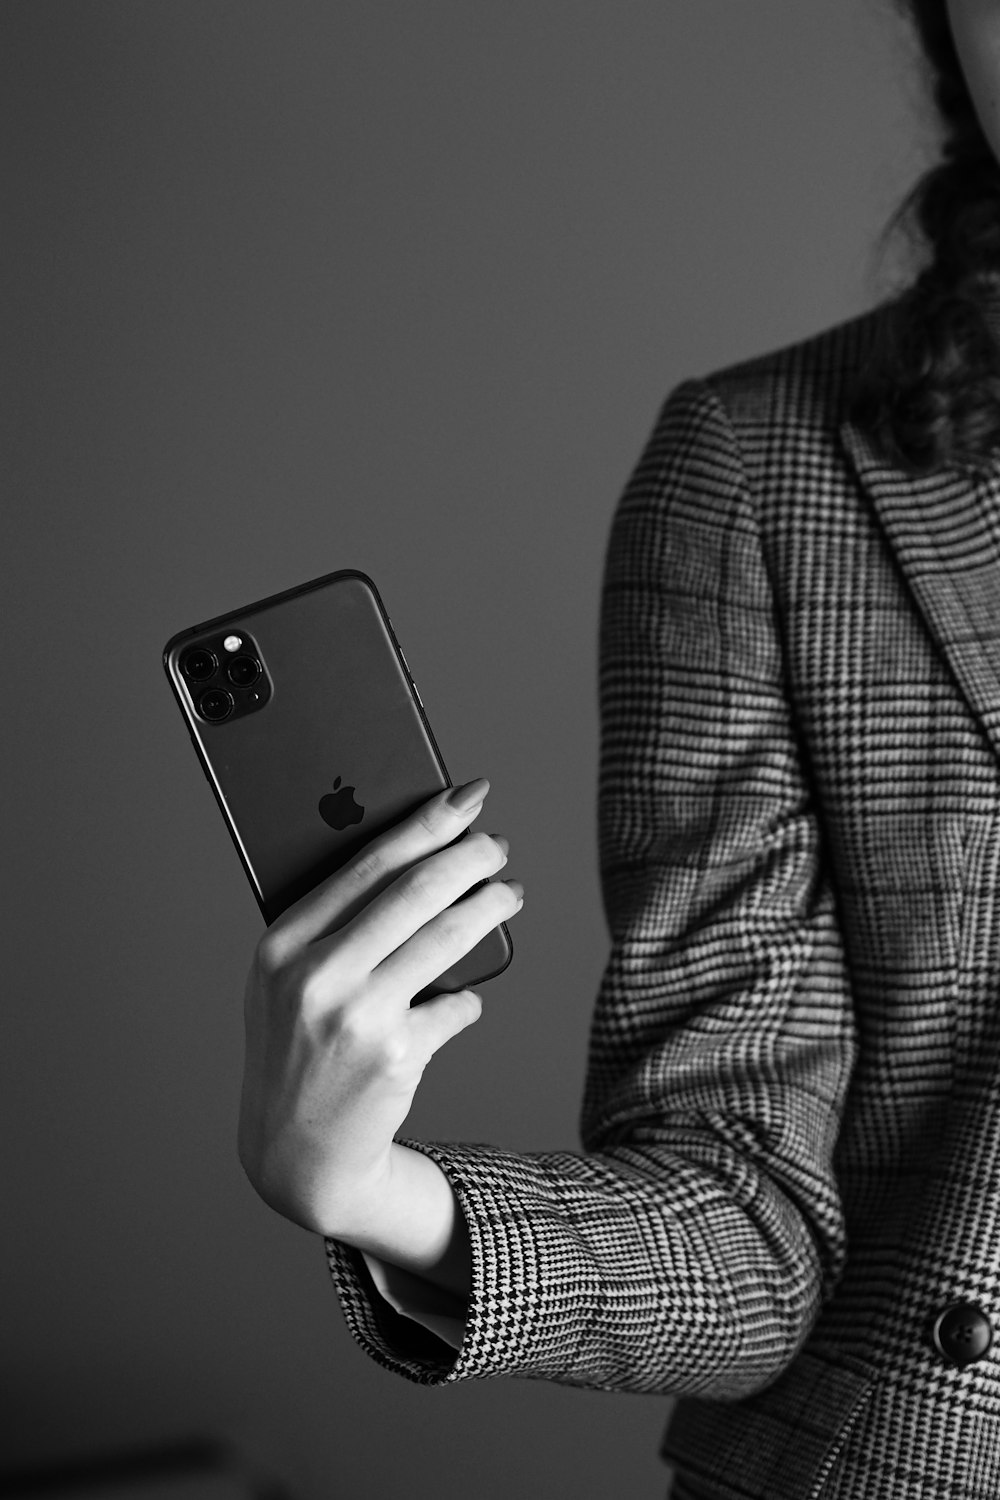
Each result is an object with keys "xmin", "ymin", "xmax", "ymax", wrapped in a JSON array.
[{"xmin": 840, "ymin": 416, "xmax": 1000, "ymax": 764}]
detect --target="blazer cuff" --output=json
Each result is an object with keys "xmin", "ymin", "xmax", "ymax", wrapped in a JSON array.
[
  {"xmin": 326, "ymin": 1234, "xmax": 463, "ymax": 1382},
  {"xmin": 359, "ymin": 1249, "xmax": 466, "ymax": 1351},
  {"xmin": 326, "ymin": 1136, "xmax": 567, "ymax": 1385}
]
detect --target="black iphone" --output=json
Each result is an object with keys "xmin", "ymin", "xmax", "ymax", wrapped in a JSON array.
[{"xmin": 163, "ymin": 569, "xmax": 512, "ymax": 999}]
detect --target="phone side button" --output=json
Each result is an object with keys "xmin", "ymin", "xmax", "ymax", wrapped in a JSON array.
[{"xmin": 399, "ymin": 649, "xmax": 424, "ymax": 707}]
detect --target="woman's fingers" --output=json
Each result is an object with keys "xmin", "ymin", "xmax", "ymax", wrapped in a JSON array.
[
  {"xmin": 406, "ymin": 988, "xmax": 485, "ymax": 1057},
  {"xmin": 325, "ymin": 828, "xmax": 511, "ymax": 979},
  {"xmin": 237, "ymin": 772, "xmax": 523, "ymax": 1241},
  {"xmin": 371, "ymin": 875, "xmax": 524, "ymax": 1003},
  {"xmin": 267, "ymin": 777, "xmax": 491, "ymax": 954}
]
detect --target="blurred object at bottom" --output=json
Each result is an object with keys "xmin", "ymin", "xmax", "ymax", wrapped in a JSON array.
[{"xmin": 0, "ymin": 1436, "xmax": 297, "ymax": 1499}]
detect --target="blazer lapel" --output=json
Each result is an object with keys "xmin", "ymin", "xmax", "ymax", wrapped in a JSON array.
[{"xmin": 840, "ymin": 417, "xmax": 1000, "ymax": 765}]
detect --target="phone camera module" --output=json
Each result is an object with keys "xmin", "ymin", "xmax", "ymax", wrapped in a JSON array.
[
  {"xmin": 199, "ymin": 687, "xmax": 235, "ymax": 722},
  {"xmin": 176, "ymin": 629, "xmax": 269, "ymax": 724},
  {"xmin": 182, "ymin": 647, "xmax": 218, "ymax": 681},
  {"xmin": 226, "ymin": 654, "xmax": 261, "ymax": 688}
]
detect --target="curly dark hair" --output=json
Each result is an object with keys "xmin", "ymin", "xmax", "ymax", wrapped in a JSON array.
[{"xmin": 852, "ymin": 0, "xmax": 1000, "ymax": 472}]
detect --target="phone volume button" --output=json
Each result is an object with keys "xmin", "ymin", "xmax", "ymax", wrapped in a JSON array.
[{"xmin": 399, "ymin": 649, "xmax": 423, "ymax": 708}]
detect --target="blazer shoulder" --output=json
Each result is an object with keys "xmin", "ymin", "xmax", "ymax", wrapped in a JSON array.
[
  {"xmin": 617, "ymin": 305, "xmax": 894, "ymax": 544},
  {"xmin": 697, "ymin": 303, "xmax": 889, "ymax": 444}
]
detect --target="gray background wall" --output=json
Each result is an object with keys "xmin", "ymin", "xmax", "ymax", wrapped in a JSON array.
[{"xmin": 3, "ymin": 3, "xmax": 926, "ymax": 1496}]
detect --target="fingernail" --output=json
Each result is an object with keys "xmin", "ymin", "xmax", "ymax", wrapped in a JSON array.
[
  {"xmin": 489, "ymin": 835, "xmax": 510, "ymax": 859},
  {"xmin": 503, "ymin": 879, "xmax": 524, "ymax": 902},
  {"xmin": 447, "ymin": 777, "xmax": 490, "ymax": 813}
]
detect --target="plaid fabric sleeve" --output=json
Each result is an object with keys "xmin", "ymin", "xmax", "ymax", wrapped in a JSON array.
[{"xmin": 326, "ymin": 377, "xmax": 858, "ymax": 1395}]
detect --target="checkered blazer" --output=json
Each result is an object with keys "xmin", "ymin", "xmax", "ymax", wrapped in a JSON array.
[{"xmin": 326, "ymin": 303, "xmax": 1000, "ymax": 1498}]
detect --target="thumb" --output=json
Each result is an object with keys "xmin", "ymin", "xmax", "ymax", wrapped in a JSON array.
[{"xmin": 408, "ymin": 988, "xmax": 483, "ymax": 1056}]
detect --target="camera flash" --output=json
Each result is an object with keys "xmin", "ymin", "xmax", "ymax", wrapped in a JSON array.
[{"xmin": 223, "ymin": 634, "xmax": 243, "ymax": 653}]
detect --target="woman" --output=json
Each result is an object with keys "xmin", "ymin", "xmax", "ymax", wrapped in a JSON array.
[{"xmin": 236, "ymin": 3, "xmax": 1000, "ymax": 1494}]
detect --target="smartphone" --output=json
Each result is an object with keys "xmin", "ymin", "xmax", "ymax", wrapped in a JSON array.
[{"xmin": 163, "ymin": 569, "xmax": 512, "ymax": 1000}]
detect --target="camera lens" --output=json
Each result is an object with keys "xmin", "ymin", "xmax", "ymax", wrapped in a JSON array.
[
  {"xmin": 182, "ymin": 647, "xmax": 217, "ymax": 681},
  {"xmin": 226, "ymin": 654, "xmax": 261, "ymax": 687},
  {"xmin": 199, "ymin": 688, "xmax": 235, "ymax": 722}
]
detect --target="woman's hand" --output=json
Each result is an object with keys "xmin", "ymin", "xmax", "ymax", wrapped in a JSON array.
[{"xmin": 236, "ymin": 777, "xmax": 523, "ymax": 1245}]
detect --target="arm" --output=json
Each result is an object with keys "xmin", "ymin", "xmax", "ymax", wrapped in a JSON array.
[{"xmin": 327, "ymin": 377, "xmax": 859, "ymax": 1392}]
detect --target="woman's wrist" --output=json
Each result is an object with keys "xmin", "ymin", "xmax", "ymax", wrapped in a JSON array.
[{"xmin": 333, "ymin": 1142, "xmax": 472, "ymax": 1301}]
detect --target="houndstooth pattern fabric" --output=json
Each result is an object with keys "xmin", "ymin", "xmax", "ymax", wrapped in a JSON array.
[{"xmin": 326, "ymin": 304, "xmax": 1000, "ymax": 1497}]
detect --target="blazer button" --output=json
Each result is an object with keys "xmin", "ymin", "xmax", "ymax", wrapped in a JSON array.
[{"xmin": 932, "ymin": 1304, "xmax": 994, "ymax": 1368}]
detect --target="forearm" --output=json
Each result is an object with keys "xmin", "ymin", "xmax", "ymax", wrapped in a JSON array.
[
  {"xmin": 329, "ymin": 1133, "xmax": 838, "ymax": 1393},
  {"xmin": 335, "ymin": 1141, "xmax": 472, "ymax": 1301}
]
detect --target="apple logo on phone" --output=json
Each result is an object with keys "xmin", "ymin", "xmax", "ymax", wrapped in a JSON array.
[{"xmin": 318, "ymin": 776, "xmax": 365, "ymax": 830}]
